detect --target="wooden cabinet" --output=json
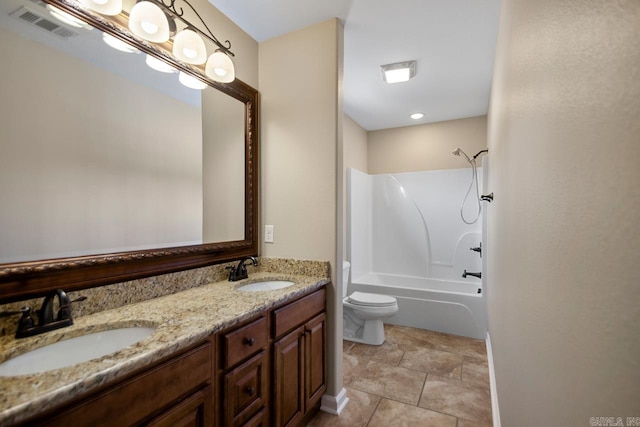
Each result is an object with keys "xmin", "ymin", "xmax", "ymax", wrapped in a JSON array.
[
  {"xmin": 272, "ymin": 289, "xmax": 327, "ymax": 427},
  {"xmin": 19, "ymin": 285, "xmax": 326, "ymax": 427},
  {"xmin": 219, "ymin": 316, "xmax": 269, "ymax": 427},
  {"xmin": 30, "ymin": 341, "xmax": 214, "ymax": 427}
]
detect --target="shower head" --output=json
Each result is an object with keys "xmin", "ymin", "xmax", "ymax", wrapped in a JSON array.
[{"xmin": 452, "ymin": 147, "xmax": 472, "ymax": 163}]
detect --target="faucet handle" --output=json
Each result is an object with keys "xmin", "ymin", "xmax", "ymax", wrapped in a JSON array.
[
  {"xmin": 1, "ymin": 307, "xmax": 35, "ymax": 335},
  {"xmin": 57, "ymin": 296, "xmax": 87, "ymax": 321}
]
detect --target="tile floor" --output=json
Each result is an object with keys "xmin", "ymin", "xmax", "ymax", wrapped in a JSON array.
[{"xmin": 307, "ymin": 324, "xmax": 492, "ymax": 427}]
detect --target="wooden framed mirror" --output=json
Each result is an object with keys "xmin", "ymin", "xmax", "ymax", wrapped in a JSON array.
[{"xmin": 0, "ymin": 0, "xmax": 259, "ymax": 304}]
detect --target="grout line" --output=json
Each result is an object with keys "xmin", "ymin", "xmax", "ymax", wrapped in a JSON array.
[{"xmin": 365, "ymin": 396, "xmax": 384, "ymax": 426}]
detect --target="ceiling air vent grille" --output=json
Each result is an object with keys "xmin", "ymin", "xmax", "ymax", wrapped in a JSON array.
[{"xmin": 9, "ymin": 6, "xmax": 79, "ymax": 39}]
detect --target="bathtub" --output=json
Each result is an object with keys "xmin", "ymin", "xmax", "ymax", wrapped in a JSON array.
[{"xmin": 349, "ymin": 272, "xmax": 487, "ymax": 340}]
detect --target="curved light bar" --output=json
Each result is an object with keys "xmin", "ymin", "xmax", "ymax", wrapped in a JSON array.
[
  {"xmin": 129, "ymin": 1, "xmax": 171, "ymax": 43},
  {"xmin": 80, "ymin": 0, "xmax": 122, "ymax": 16},
  {"xmin": 173, "ymin": 28, "xmax": 207, "ymax": 64},
  {"xmin": 205, "ymin": 51, "xmax": 235, "ymax": 83}
]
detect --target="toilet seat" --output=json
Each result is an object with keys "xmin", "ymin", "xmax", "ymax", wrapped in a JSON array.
[{"xmin": 347, "ymin": 291, "xmax": 397, "ymax": 307}]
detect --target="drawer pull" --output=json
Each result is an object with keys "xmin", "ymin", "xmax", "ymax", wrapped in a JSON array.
[
  {"xmin": 244, "ymin": 337, "xmax": 255, "ymax": 346},
  {"xmin": 246, "ymin": 386, "xmax": 255, "ymax": 396}
]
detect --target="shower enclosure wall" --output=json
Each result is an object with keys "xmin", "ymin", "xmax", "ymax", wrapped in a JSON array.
[{"xmin": 347, "ymin": 166, "xmax": 488, "ymax": 339}]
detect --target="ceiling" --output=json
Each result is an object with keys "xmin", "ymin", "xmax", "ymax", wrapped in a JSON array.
[{"xmin": 208, "ymin": 0, "xmax": 502, "ymax": 131}]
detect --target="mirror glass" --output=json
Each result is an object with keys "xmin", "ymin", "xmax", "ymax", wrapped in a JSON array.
[{"xmin": 0, "ymin": 0, "xmax": 245, "ymax": 264}]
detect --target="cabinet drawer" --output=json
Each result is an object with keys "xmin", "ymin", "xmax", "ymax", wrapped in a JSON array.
[
  {"xmin": 223, "ymin": 316, "xmax": 268, "ymax": 369},
  {"xmin": 273, "ymin": 288, "xmax": 325, "ymax": 339},
  {"xmin": 241, "ymin": 408, "xmax": 268, "ymax": 427},
  {"xmin": 40, "ymin": 342, "xmax": 212, "ymax": 427},
  {"xmin": 224, "ymin": 351, "xmax": 268, "ymax": 426}
]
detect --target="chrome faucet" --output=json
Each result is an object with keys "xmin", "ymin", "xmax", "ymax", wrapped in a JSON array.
[
  {"xmin": 227, "ymin": 256, "xmax": 259, "ymax": 281},
  {"xmin": 462, "ymin": 270, "xmax": 482, "ymax": 279},
  {"xmin": 0, "ymin": 289, "xmax": 86, "ymax": 339}
]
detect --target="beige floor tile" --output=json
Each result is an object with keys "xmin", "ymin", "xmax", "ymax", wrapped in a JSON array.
[
  {"xmin": 461, "ymin": 360, "xmax": 490, "ymax": 390},
  {"xmin": 419, "ymin": 374, "xmax": 492, "ymax": 424},
  {"xmin": 399, "ymin": 347, "xmax": 463, "ymax": 378},
  {"xmin": 347, "ymin": 340, "xmax": 405, "ymax": 366},
  {"xmin": 387, "ymin": 325, "xmax": 486, "ymax": 358},
  {"xmin": 367, "ymin": 398, "xmax": 457, "ymax": 427},
  {"xmin": 457, "ymin": 418, "xmax": 493, "ymax": 427},
  {"xmin": 343, "ymin": 351, "xmax": 371, "ymax": 387},
  {"xmin": 306, "ymin": 387, "xmax": 380, "ymax": 427},
  {"xmin": 350, "ymin": 360, "xmax": 426, "ymax": 405}
]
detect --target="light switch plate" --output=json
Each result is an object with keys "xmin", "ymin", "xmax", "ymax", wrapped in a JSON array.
[{"xmin": 265, "ymin": 225, "xmax": 274, "ymax": 243}]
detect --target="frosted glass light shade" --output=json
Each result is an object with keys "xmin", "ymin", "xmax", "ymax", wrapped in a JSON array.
[
  {"xmin": 146, "ymin": 54, "xmax": 176, "ymax": 73},
  {"xmin": 178, "ymin": 72, "xmax": 207, "ymax": 90},
  {"xmin": 205, "ymin": 51, "xmax": 235, "ymax": 83},
  {"xmin": 103, "ymin": 33, "xmax": 138, "ymax": 53},
  {"xmin": 173, "ymin": 29, "xmax": 207, "ymax": 64},
  {"xmin": 129, "ymin": 1, "xmax": 171, "ymax": 43},
  {"xmin": 46, "ymin": 5, "xmax": 90, "ymax": 29},
  {"xmin": 80, "ymin": 0, "xmax": 122, "ymax": 16}
]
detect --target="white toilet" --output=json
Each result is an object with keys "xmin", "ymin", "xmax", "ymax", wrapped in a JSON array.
[{"xmin": 342, "ymin": 261, "xmax": 398, "ymax": 345}]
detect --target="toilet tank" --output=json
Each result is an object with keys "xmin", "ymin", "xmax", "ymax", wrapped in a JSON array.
[{"xmin": 342, "ymin": 261, "xmax": 351, "ymax": 298}]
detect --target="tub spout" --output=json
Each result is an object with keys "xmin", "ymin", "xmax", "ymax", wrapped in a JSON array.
[{"xmin": 462, "ymin": 270, "xmax": 481, "ymax": 279}]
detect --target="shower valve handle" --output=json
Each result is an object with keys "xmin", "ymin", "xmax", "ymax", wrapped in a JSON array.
[{"xmin": 480, "ymin": 193, "xmax": 494, "ymax": 202}]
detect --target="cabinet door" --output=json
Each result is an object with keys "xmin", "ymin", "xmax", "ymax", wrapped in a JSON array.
[
  {"xmin": 224, "ymin": 351, "xmax": 268, "ymax": 426},
  {"xmin": 147, "ymin": 385, "xmax": 213, "ymax": 427},
  {"xmin": 273, "ymin": 326, "xmax": 305, "ymax": 427},
  {"xmin": 305, "ymin": 312, "xmax": 327, "ymax": 411}
]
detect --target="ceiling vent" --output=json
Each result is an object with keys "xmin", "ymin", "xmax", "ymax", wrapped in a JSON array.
[{"xmin": 9, "ymin": 6, "xmax": 79, "ymax": 39}]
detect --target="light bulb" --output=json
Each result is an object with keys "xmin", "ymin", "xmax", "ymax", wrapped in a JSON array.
[
  {"xmin": 205, "ymin": 51, "xmax": 235, "ymax": 83},
  {"xmin": 129, "ymin": 1, "xmax": 171, "ymax": 43}
]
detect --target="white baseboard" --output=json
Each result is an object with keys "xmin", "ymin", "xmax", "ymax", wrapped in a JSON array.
[
  {"xmin": 320, "ymin": 388, "xmax": 350, "ymax": 415},
  {"xmin": 486, "ymin": 333, "xmax": 501, "ymax": 427}
]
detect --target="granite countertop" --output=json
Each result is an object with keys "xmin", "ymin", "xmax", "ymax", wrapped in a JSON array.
[{"xmin": 0, "ymin": 272, "xmax": 329, "ymax": 426}]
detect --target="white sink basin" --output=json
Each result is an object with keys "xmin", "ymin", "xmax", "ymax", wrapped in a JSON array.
[
  {"xmin": 237, "ymin": 281, "xmax": 295, "ymax": 292},
  {"xmin": 0, "ymin": 327, "xmax": 155, "ymax": 376}
]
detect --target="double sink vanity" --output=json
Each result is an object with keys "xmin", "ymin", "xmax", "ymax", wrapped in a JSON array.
[{"xmin": 0, "ymin": 263, "xmax": 329, "ymax": 427}]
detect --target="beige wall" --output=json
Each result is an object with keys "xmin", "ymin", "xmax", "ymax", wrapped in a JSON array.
[
  {"xmin": 368, "ymin": 116, "xmax": 487, "ymax": 174},
  {"xmin": 343, "ymin": 115, "xmax": 368, "ymax": 257},
  {"xmin": 487, "ymin": 0, "xmax": 640, "ymax": 425},
  {"xmin": 259, "ymin": 19, "xmax": 343, "ymax": 396},
  {"xmin": 344, "ymin": 115, "xmax": 368, "ymax": 174}
]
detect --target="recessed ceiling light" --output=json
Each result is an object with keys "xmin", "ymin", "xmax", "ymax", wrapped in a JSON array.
[
  {"xmin": 410, "ymin": 112, "xmax": 424, "ymax": 120},
  {"xmin": 380, "ymin": 60, "xmax": 416, "ymax": 84}
]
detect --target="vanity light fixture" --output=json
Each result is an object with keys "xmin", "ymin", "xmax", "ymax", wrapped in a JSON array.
[
  {"xmin": 73, "ymin": 0, "xmax": 236, "ymax": 83},
  {"xmin": 381, "ymin": 60, "xmax": 416, "ymax": 84},
  {"xmin": 173, "ymin": 28, "xmax": 207, "ymax": 64},
  {"xmin": 102, "ymin": 33, "xmax": 139, "ymax": 53},
  {"xmin": 178, "ymin": 71, "xmax": 207, "ymax": 90},
  {"xmin": 410, "ymin": 112, "xmax": 424, "ymax": 120},
  {"xmin": 145, "ymin": 54, "xmax": 176, "ymax": 73},
  {"xmin": 79, "ymin": 0, "xmax": 122, "ymax": 16},
  {"xmin": 128, "ymin": 0, "xmax": 174, "ymax": 43}
]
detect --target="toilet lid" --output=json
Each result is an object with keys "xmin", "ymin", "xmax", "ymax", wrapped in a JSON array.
[{"xmin": 347, "ymin": 291, "xmax": 397, "ymax": 307}]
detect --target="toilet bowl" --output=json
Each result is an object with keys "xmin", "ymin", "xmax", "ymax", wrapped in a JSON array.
[{"xmin": 342, "ymin": 261, "xmax": 398, "ymax": 345}]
